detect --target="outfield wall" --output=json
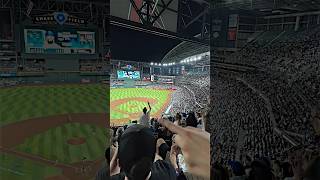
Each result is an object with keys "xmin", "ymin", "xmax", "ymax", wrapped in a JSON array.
[{"xmin": 1, "ymin": 72, "xmax": 109, "ymax": 87}]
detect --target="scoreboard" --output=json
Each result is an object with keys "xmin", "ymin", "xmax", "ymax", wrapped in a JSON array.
[
  {"xmin": 24, "ymin": 29, "xmax": 95, "ymax": 54},
  {"xmin": 117, "ymin": 70, "xmax": 140, "ymax": 79}
]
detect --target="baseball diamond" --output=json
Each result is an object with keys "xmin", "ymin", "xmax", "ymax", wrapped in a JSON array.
[
  {"xmin": 110, "ymin": 88, "xmax": 172, "ymax": 126},
  {"xmin": 0, "ymin": 84, "xmax": 108, "ymax": 180}
]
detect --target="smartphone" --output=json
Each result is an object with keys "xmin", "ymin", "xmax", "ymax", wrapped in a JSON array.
[{"xmin": 177, "ymin": 154, "xmax": 188, "ymax": 172}]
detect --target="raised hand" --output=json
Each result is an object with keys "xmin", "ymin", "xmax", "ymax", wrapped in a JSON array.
[{"xmin": 157, "ymin": 118, "xmax": 210, "ymax": 179}]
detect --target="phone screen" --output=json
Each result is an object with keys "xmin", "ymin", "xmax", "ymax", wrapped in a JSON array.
[{"xmin": 177, "ymin": 154, "xmax": 188, "ymax": 172}]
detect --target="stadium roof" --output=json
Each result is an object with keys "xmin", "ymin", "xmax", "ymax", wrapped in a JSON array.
[
  {"xmin": 111, "ymin": 0, "xmax": 209, "ymax": 62},
  {"xmin": 111, "ymin": 25, "xmax": 180, "ymax": 62},
  {"xmin": 161, "ymin": 36, "xmax": 209, "ymax": 63},
  {"xmin": 213, "ymin": 0, "xmax": 320, "ymax": 14}
]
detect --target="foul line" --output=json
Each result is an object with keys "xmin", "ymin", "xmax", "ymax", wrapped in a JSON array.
[{"xmin": 0, "ymin": 166, "xmax": 25, "ymax": 176}]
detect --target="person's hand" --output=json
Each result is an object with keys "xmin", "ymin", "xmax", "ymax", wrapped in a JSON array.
[
  {"xmin": 170, "ymin": 144, "xmax": 179, "ymax": 169},
  {"xmin": 110, "ymin": 142, "xmax": 120, "ymax": 176},
  {"xmin": 157, "ymin": 118, "xmax": 210, "ymax": 178}
]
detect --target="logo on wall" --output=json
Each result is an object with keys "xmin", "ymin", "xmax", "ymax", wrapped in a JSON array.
[
  {"xmin": 33, "ymin": 12, "xmax": 86, "ymax": 25},
  {"xmin": 54, "ymin": 12, "xmax": 68, "ymax": 25}
]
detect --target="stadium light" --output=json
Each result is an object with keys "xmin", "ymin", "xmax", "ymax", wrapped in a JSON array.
[{"xmin": 151, "ymin": 62, "xmax": 154, "ymax": 65}]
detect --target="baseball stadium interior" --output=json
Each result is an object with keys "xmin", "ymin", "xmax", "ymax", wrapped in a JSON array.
[{"xmin": 0, "ymin": 0, "xmax": 319, "ymax": 180}]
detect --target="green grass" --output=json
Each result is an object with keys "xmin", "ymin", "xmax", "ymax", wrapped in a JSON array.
[
  {"xmin": 110, "ymin": 111, "xmax": 130, "ymax": 119},
  {"xmin": 16, "ymin": 123, "xmax": 107, "ymax": 164},
  {"xmin": 0, "ymin": 84, "xmax": 109, "ymax": 179},
  {"xmin": 0, "ymin": 153, "xmax": 61, "ymax": 180},
  {"xmin": 117, "ymin": 100, "xmax": 149, "ymax": 114},
  {"xmin": 0, "ymin": 84, "xmax": 108, "ymax": 127},
  {"xmin": 110, "ymin": 88, "xmax": 171, "ymax": 124}
]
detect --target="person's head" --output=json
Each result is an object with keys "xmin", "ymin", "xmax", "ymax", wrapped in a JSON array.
[
  {"xmin": 249, "ymin": 160, "xmax": 274, "ymax": 180},
  {"xmin": 212, "ymin": 163, "xmax": 230, "ymax": 180},
  {"xmin": 116, "ymin": 127, "xmax": 124, "ymax": 142},
  {"xmin": 143, "ymin": 107, "xmax": 147, "ymax": 114},
  {"xmin": 186, "ymin": 112, "xmax": 198, "ymax": 127},
  {"xmin": 197, "ymin": 112, "xmax": 202, "ymax": 118},
  {"xmin": 281, "ymin": 161, "xmax": 293, "ymax": 178},
  {"xmin": 175, "ymin": 113, "xmax": 182, "ymax": 121},
  {"xmin": 118, "ymin": 125, "xmax": 156, "ymax": 180},
  {"xmin": 303, "ymin": 156, "xmax": 320, "ymax": 180},
  {"xmin": 228, "ymin": 161, "xmax": 245, "ymax": 176}
]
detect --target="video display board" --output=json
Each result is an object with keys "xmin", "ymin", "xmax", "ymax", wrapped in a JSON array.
[
  {"xmin": 117, "ymin": 70, "xmax": 140, "ymax": 79},
  {"xmin": 24, "ymin": 29, "xmax": 95, "ymax": 54}
]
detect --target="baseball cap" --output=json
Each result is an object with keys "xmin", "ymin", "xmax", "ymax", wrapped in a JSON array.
[{"xmin": 118, "ymin": 125, "xmax": 156, "ymax": 179}]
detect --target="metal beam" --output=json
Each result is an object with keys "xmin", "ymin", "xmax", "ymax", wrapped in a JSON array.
[
  {"xmin": 149, "ymin": 0, "xmax": 178, "ymax": 13},
  {"xmin": 129, "ymin": 0, "xmax": 146, "ymax": 24},
  {"xmin": 110, "ymin": 15, "xmax": 208, "ymax": 45},
  {"xmin": 184, "ymin": 8, "xmax": 208, "ymax": 28},
  {"xmin": 264, "ymin": 10, "xmax": 320, "ymax": 19},
  {"xmin": 201, "ymin": 8, "xmax": 207, "ymax": 39},
  {"xmin": 151, "ymin": 0, "xmax": 175, "ymax": 24}
]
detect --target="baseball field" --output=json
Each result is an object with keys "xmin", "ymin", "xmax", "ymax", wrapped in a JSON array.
[
  {"xmin": 0, "ymin": 84, "xmax": 108, "ymax": 180},
  {"xmin": 110, "ymin": 88, "xmax": 172, "ymax": 126},
  {"xmin": 0, "ymin": 85, "xmax": 172, "ymax": 179}
]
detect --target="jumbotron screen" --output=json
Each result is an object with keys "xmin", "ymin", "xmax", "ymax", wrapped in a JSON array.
[
  {"xmin": 117, "ymin": 71, "xmax": 140, "ymax": 79},
  {"xmin": 24, "ymin": 29, "xmax": 95, "ymax": 54}
]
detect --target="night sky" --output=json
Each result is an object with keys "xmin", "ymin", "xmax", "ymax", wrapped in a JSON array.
[{"xmin": 110, "ymin": 25, "xmax": 181, "ymax": 62}]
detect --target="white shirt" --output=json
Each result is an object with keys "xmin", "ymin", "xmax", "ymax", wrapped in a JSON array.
[{"xmin": 139, "ymin": 111, "xmax": 150, "ymax": 127}]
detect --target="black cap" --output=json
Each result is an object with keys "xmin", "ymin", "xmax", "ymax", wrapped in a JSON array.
[{"xmin": 118, "ymin": 125, "xmax": 156, "ymax": 179}]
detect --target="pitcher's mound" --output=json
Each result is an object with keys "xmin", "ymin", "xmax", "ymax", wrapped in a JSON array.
[{"xmin": 67, "ymin": 137, "xmax": 86, "ymax": 145}]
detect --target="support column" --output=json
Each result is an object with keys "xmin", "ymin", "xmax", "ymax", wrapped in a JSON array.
[{"xmin": 295, "ymin": 16, "xmax": 300, "ymax": 31}]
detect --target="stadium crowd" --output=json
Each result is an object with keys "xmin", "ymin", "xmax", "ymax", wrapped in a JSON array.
[
  {"xmin": 102, "ymin": 110, "xmax": 210, "ymax": 180},
  {"xmin": 94, "ymin": 25, "xmax": 320, "ymax": 180},
  {"xmin": 208, "ymin": 25, "xmax": 320, "ymax": 180},
  {"xmin": 172, "ymin": 74, "xmax": 210, "ymax": 112}
]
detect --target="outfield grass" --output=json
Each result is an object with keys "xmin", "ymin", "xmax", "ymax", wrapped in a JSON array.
[
  {"xmin": 110, "ymin": 88, "xmax": 171, "ymax": 124},
  {"xmin": 16, "ymin": 123, "xmax": 107, "ymax": 164},
  {"xmin": 0, "ymin": 84, "xmax": 108, "ymax": 126},
  {"xmin": 0, "ymin": 153, "xmax": 62, "ymax": 180}
]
